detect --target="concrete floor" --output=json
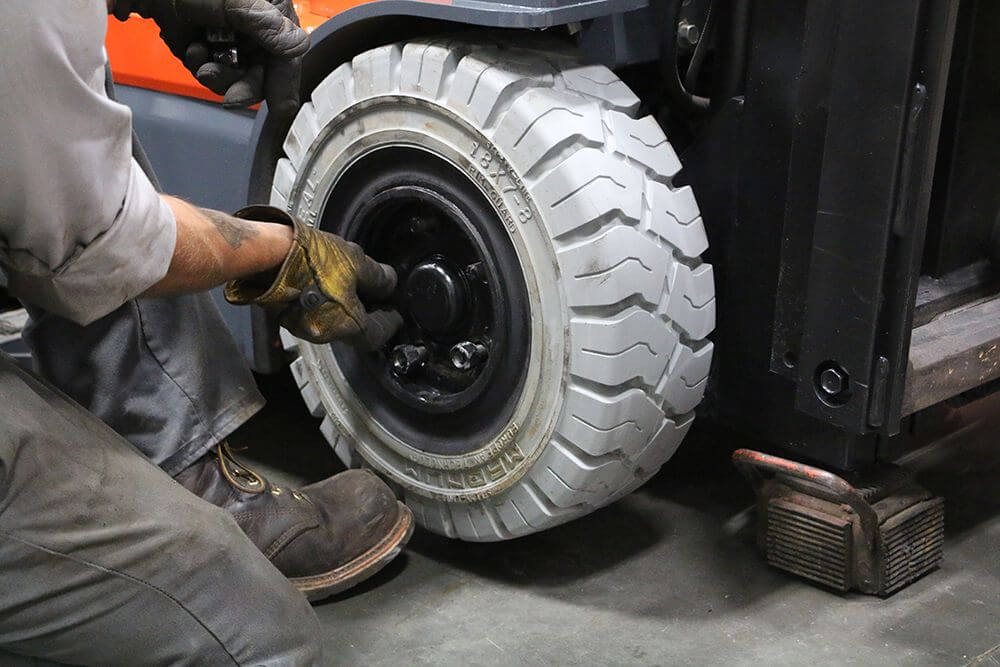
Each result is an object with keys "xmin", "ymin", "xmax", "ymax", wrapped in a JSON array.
[{"xmin": 235, "ymin": 372, "xmax": 1000, "ymax": 666}]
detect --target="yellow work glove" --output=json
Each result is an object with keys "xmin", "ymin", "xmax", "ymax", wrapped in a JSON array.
[{"xmin": 224, "ymin": 206, "xmax": 400, "ymax": 345}]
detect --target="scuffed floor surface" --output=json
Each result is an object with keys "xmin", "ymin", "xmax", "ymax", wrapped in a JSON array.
[{"xmin": 236, "ymin": 373, "xmax": 999, "ymax": 667}]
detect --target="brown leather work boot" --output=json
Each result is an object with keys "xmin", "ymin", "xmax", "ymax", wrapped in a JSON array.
[{"xmin": 174, "ymin": 443, "xmax": 413, "ymax": 601}]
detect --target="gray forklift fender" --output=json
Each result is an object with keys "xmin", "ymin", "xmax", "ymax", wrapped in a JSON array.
[{"xmin": 246, "ymin": 0, "xmax": 647, "ymax": 205}]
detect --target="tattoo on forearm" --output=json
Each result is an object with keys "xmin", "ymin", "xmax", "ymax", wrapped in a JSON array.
[{"xmin": 202, "ymin": 208, "xmax": 260, "ymax": 250}]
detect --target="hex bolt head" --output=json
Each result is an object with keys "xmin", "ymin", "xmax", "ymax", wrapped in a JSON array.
[
  {"xmin": 677, "ymin": 20, "xmax": 701, "ymax": 49},
  {"xmin": 391, "ymin": 345, "xmax": 428, "ymax": 376},
  {"xmin": 450, "ymin": 341, "xmax": 488, "ymax": 371},
  {"xmin": 819, "ymin": 366, "xmax": 848, "ymax": 396}
]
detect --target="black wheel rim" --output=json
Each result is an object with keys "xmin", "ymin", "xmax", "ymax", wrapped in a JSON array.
[{"xmin": 321, "ymin": 146, "xmax": 531, "ymax": 456}]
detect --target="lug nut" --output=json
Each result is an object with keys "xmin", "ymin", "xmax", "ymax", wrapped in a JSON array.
[
  {"xmin": 391, "ymin": 345, "xmax": 428, "ymax": 376},
  {"xmin": 450, "ymin": 341, "xmax": 488, "ymax": 371}
]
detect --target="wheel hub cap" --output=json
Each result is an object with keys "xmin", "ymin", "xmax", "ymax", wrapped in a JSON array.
[{"xmin": 404, "ymin": 257, "xmax": 468, "ymax": 333}]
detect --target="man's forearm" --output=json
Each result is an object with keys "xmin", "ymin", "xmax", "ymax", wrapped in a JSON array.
[{"xmin": 145, "ymin": 196, "xmax": 293, "ymax": 296}]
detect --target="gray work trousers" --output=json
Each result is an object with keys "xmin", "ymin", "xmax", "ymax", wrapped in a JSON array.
[
  {"xmin": 20, "ymin": 64, "xmax": 272, "ymax": 477},
  {"xmin": 22, "ymin": 294, "xmax": 264, "ymax": 475},
  {"xmin": 0, "ymin": 350, "xmax": 324, "ymax": 665},
  {"xmin": 0, "ymin": 293, "xmax": 329, "ymax": 665},
  {"xmin": 0, "ymin": 65, "xmax": 323, "ymax": 663}
]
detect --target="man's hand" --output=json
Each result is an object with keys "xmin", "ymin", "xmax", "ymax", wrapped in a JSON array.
[
  {"xmin": 111, "ymin": 0, "xmax": 309, "ymax": 116},
  {"xmin": 224, "ymin": 206, "xmax": 400, "ymax": 345}
]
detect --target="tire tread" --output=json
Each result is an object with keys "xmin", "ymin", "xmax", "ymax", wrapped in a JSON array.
[{"xmin": 276, "ymin": 36, "xmax": 715, "ymax": 541}]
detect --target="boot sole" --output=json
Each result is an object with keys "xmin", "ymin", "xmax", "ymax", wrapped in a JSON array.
[{"xmin": 289, "ymin": 501, "xmax": 414, "ymax": 601}]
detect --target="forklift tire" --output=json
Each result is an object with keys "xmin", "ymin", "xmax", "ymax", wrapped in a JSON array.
[{"xmin": 273, "ymin": 37, "xmax": 715, "ymax": 541}]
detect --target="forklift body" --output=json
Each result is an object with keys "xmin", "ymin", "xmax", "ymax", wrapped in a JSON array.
[{"xmin": 103, "ymin": 0, "xmax": 997, "ymax": 563}]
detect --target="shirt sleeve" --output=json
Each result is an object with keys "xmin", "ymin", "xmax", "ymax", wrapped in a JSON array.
[{"xmin": 0, "ymin": 1, "xmax": 176, "ymax": 325}]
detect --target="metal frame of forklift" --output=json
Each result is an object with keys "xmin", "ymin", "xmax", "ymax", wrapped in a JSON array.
[{"xmin": 682, "ymin": 0, "xmax": 1000, "ymax": 470}]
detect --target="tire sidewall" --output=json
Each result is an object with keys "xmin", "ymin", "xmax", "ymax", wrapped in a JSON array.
[{"xmin": 282, "ymin": 96, "xmax": 568, "ymax": 503}]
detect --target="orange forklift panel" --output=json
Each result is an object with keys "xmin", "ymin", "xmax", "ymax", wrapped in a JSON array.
[{"xmin": 105, "ymin": 3, "xmax": 347, "ymax": 101}]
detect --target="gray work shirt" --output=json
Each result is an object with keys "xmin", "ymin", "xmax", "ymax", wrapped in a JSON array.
[{"xmin": 0, "ymin": 1, "xmax": 176, "ymax": 325}]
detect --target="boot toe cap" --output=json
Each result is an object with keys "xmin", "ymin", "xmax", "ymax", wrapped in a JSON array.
[{"xmin": 303, "ymin": 469, "xmax": 400, "ymax": 555}]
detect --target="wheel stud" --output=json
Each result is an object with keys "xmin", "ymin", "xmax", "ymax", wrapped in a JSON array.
[
  {"xmin": 449, "ymin": 341, "xmax": 488, "ymax": 371},
  {"xmin": 391, "ymin": 344, "xmax": 429, "ymax": 376}
]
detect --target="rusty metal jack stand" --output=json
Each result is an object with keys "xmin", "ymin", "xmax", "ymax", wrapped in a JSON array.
[{"xmin": 732, "ymin": 449, "xmax": 945, "ymax": 596}]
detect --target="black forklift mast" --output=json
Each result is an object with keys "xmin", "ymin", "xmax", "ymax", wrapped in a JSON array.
[{"xmin": 683, "ymin": 0, "xmax": 1000, "ymax": 470}]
